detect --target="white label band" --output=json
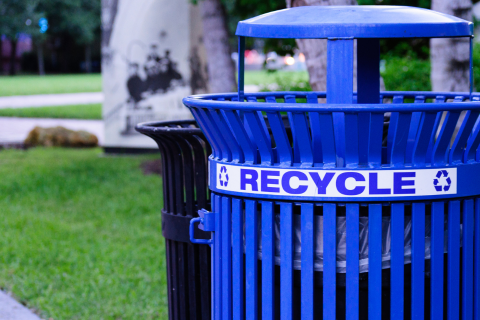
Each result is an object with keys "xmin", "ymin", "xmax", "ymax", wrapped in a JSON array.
[{"xmin": 214, "ymin": 165, "xmax": 457, "ymax": 198}]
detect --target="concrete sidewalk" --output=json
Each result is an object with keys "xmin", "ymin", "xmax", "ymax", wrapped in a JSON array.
[
  {"xmin": 0, "ymin": 117, "xmax": 104, "ymax": 145},
  {"xmin": 0, "ymin": 85, "xmax": 262, "ymax": 109},
  {"xmin": 0, "ymin": 92, "xmax": 103, "ymax": 109},
  {"xmin": 0, "ymin": 291, "xmax": 42, "ymax": 320}
]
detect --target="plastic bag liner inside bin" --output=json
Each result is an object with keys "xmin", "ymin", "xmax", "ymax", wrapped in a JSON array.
[{"xmin": 252, "ymin": 214, "xmax": 454, "ymax": 273}]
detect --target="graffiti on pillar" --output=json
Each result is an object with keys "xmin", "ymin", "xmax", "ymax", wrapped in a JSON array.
[
  {"xmin": 104, "ymin": 41, "xmax": 187, "ymax": 135},
  {"xmin": 126, "ymin": 44, "xmax": 186, "ymax": 105},
  {"xmin": 102, "ymin": 0, "xmax": 206, "ymax": 147}
]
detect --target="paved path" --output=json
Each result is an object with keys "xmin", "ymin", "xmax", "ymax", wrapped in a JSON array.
[
  {"xmin": 0, "ymin": 92, "xmax": 103, "ymax": 109},
  {"xmin": 0, "ymin": 86, "xmax": 263, "ymax": 145},
  {"xmin": 244, "ymin": 84, "xmax": 260, "ymax": 93},
  {"xmin": 0, "ymin": 85, "xmax": 259, "ymax": 109},
  {"xmin": 0, "ymin": 117, "xmax": 104, "ymax": 145},
  {"xmin": 0, "ymin": 291, "xmax": 42, "ymax": 320}
]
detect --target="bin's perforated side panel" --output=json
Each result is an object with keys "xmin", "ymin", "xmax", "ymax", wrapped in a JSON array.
[
  {"xmin": 165, "ymin": 239, "xmax": 211, "ymax": 320},
  {"xmin": 139, "ymin": 121, "xmax": 212, "ymax": 320},
  {"xmin": 211, "ymin": 193, "xmax": 480, "ymax": 320}
]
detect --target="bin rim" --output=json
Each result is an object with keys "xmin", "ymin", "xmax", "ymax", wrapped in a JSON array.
[
  {"xmin": 135, "ymin": 120, "xmax": 203, "ymax": 136},
  {"xmin": 183, "ymin": 91, "xmax": 480, "ymax": 113}
]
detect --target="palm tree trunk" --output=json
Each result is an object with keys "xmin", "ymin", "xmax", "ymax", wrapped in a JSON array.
[
  {"xmin": 199, "ymin": 0, "xmax": 236, "ymax": 93},
  {"xmin": 430, "ymin": 0, "xmax": 472, "ymax": 92}
]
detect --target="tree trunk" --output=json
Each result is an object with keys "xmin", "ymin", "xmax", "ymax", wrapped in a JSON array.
[
  {"xmin": 430, "ymin": 0, "xmax": 472, "ymax": 92},
  {"xmin": 199, "ymin": 0, "xmax": 236, "ymax": 93},
  {"xmin": 85, "ymin": 45, "xmax": 92, "ymax": 73},
  {"xmin": 37, "ymin": 44, "xmax": 45, "ymax": 76},
  {"xmin": 287, "ymin": 0, "xmax": 357, "ymax": 91},
  {"xmin": 9, "ymin": 38, "xmax": 17, "ymax": 76}
]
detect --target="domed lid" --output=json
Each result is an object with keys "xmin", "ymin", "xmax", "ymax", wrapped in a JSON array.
[{"xmin": 236, "ymin": 6, "xmax": 473, "ymax": 39}]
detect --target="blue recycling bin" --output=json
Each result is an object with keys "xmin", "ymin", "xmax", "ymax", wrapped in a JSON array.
[{"xmin": 187, "ymin": 6, "xmax": 480, "ymax": 320}]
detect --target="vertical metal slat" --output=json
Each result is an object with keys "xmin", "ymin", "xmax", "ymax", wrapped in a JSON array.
[
  {"xmin": 292, "ymin": 112, "xmax": 314, "ymax": 167},
  {"xmin": 368, "ymin": 204, "xmax": 382, "ymax": 320},
  {"xmin": 344, "ymin": 113, "xmax": 359, "ymax": 168},
  {"xmin": 431, "ymin": 201, "xmax": 444, "ymax": 319},
  {"xmin": 425, "ymin": 96, "xmax": 445, "ymax": 163},
  {"xmin": 190, "ymin": 108, "xmax": 222, "ymax": 160},
  {"xmin": 222, "ymin": 197, "xmax": 232, "ymax": 320},
  {"xmin": 209, "ymin": 109, "xmax": 240, "ymax": 162},
  {"xmin": 463, "ymin": 116, "xmax": 480, "ymax": 163},
  {"xmin": 411, "ymin": 203, "xmax": 425, "ymax": 319},
  {"xmin": 405, "ymin": 95, "xmax": 426, "ymax": 161},
  {"xmin": 389, "ymin": 112, "xmax": 412, "ymax": 167},
  {"xmin": 306, "ymin": 94, "xmax": 323, "ymax": 165},
  {"xmin": 386, "ymin": 96, "xmax": 404, "ymax": 163},
  {"xmin": 285, "ymin": 95, "xmax": 300, "ymax": 164},
  {"xmin": 281, "ymin": 203, "xmax": 293, "ymax": 320},
  {"xmin": 326, "ymin": 39, "xmax": 354, "ymax": 167},
  {"xmin": 199, "ymin": 108, "xmax": 231, "ymax": 161},
  {"xmin": 448, "ymin": 200, "xmax": 460, "ymax": 320},
  {"xmin": 266, "ymin": 110, "xmax": 292, "ymax": 166},
  {"xmin": 232, "ymin": 198, "xmax": 244, "ymax": 320},
  {"xmin": 301, "ymin": 203, "xmax": 314, "ymax": 320},
  {"xmin": 431, "ymin": 111, "xmax": 461, "ymax": 166},
  {"xmin": 318, "ymin": 113, "xmax": 337, "ymax": 167},
  {"xmin": 222, "ymin": 109, "xmax": 258, "ymax": 164},
  {"xmin": 347, "ymin": 204, "xmax": 360, "ymax": 320},
  {"xmin": 449, "ymin": 110, "xmax": 480, "ymax": 164},
  {"xmin": 391, "ymin": 203, "xmax": 404, "ymax": 320},
  {"xmin": 463, "ymin": 199, "xmax": 474, "ymax": 320},
  {"xmin": 213, "ymin": 194, "xmax": 223, "ymax": 320},
  {"xmin": 244, "ymin": 111, "xmax": 273, "ymax": 165},
  {"xmin": 186, "ymin": 243, "xmax": 198, "ymax": 320},
  {"xmin": 262, "ymin": 201, "xmax": 275, "ymax": 320},
  {"xmin": 474, "ymin": 198, "xmax": 480, "ymax": 320},
  {"xmin": 246, "ymin": 199, "xmax": 258, "ymax": 320},
  {"xmin": 368, "ymin": 112, "xmax": 384, "ymax": 167},
  {"xmin": 324, "ymin": 203, "xmax": 337, "ymax": 319},
  {"xmin": 357, "ymin": 39, "xmax": 380, "ymax": 164},
  {"xmin": 411, "ymin": 112, "xmax": 437, "ymax": 167}
]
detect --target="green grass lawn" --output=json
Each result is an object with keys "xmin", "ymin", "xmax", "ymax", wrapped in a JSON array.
[
  {"xmin": 0, "ymin": 71, "xmax": 307, "ymax": 120},
  {"xmin": 0, "ymin": 74, "xmax": 102, "ymax": 96},
  {"xmin": 0, "ymin": 71, "xmax": 305, "ymax": 97},
  {"xmin": 244, "ymin": 70, "xmax": 309, "ymax": 86},
  {"xmin": 0, "ymin": 148, "xmax": 166, "ymax": 319},
  {"xmin": 0, "ymin": 71, "xmax": 301, "ymax": 97},
  {"xmin": 0, "ymin": 104, "xmax": 102, "ymax": 120}
]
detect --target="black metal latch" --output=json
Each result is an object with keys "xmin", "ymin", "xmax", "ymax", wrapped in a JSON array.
[{"xmin": 189, "ymin": 209, "xmax": 214, "ymax": 245}]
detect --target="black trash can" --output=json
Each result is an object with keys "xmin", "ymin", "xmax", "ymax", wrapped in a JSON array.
[{"xmin": 136, "ymin": 120, "xmax": 212, "ymax": 320}]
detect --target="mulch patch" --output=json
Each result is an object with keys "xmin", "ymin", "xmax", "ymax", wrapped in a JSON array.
[{"xmin": 140, "ymin": 159, "xmax": 162, "ymax": 176}]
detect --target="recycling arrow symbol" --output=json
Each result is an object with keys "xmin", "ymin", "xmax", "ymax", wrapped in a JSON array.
[
  {"xmin": 433, "ymin": 170, "xmax": 451, "ymax": 192},
  {"xmin": 219, "ymin": 166, "xmax": 229, "ymax": 187}
]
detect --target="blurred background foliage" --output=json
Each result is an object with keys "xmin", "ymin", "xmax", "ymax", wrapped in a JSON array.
[
  {"xmin": 264, "ymin": 42, "xmax": 480, "ymax": 93},
  {"xmin": 220, "ymin": 0, "xmax": 480, "ymax": 93},
  {"xmin": 0, "ymin": 0, "xmax": 101, "ymax": 74},
  {"xmin": 1, "ymin": 0, "xmax": 480, "ymax": 93}
]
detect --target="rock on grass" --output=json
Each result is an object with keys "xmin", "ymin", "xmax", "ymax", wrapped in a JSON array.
[{"xmin": 24, "ymin": 126, "xmax": 98, "ymax": 148}]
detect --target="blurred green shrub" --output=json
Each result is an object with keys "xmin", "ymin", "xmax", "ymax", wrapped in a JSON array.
[
  {"xmin": 473, "ymin": 42, "xmax": 480, "ymax": 92},
  {"xmin": 265, "ymin": 56, "xmax": 432, "ymax": 93},
  {"xmin": 381, "ymin": 56, "xmax": 431, "ymax": 92},
  {"xmin": 261, "ymin": 42, "xmax": 480, "ymax": 93},
  {"xmin": 259, "ymin": 72, "xmax": 312, "ymax": 92}
]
